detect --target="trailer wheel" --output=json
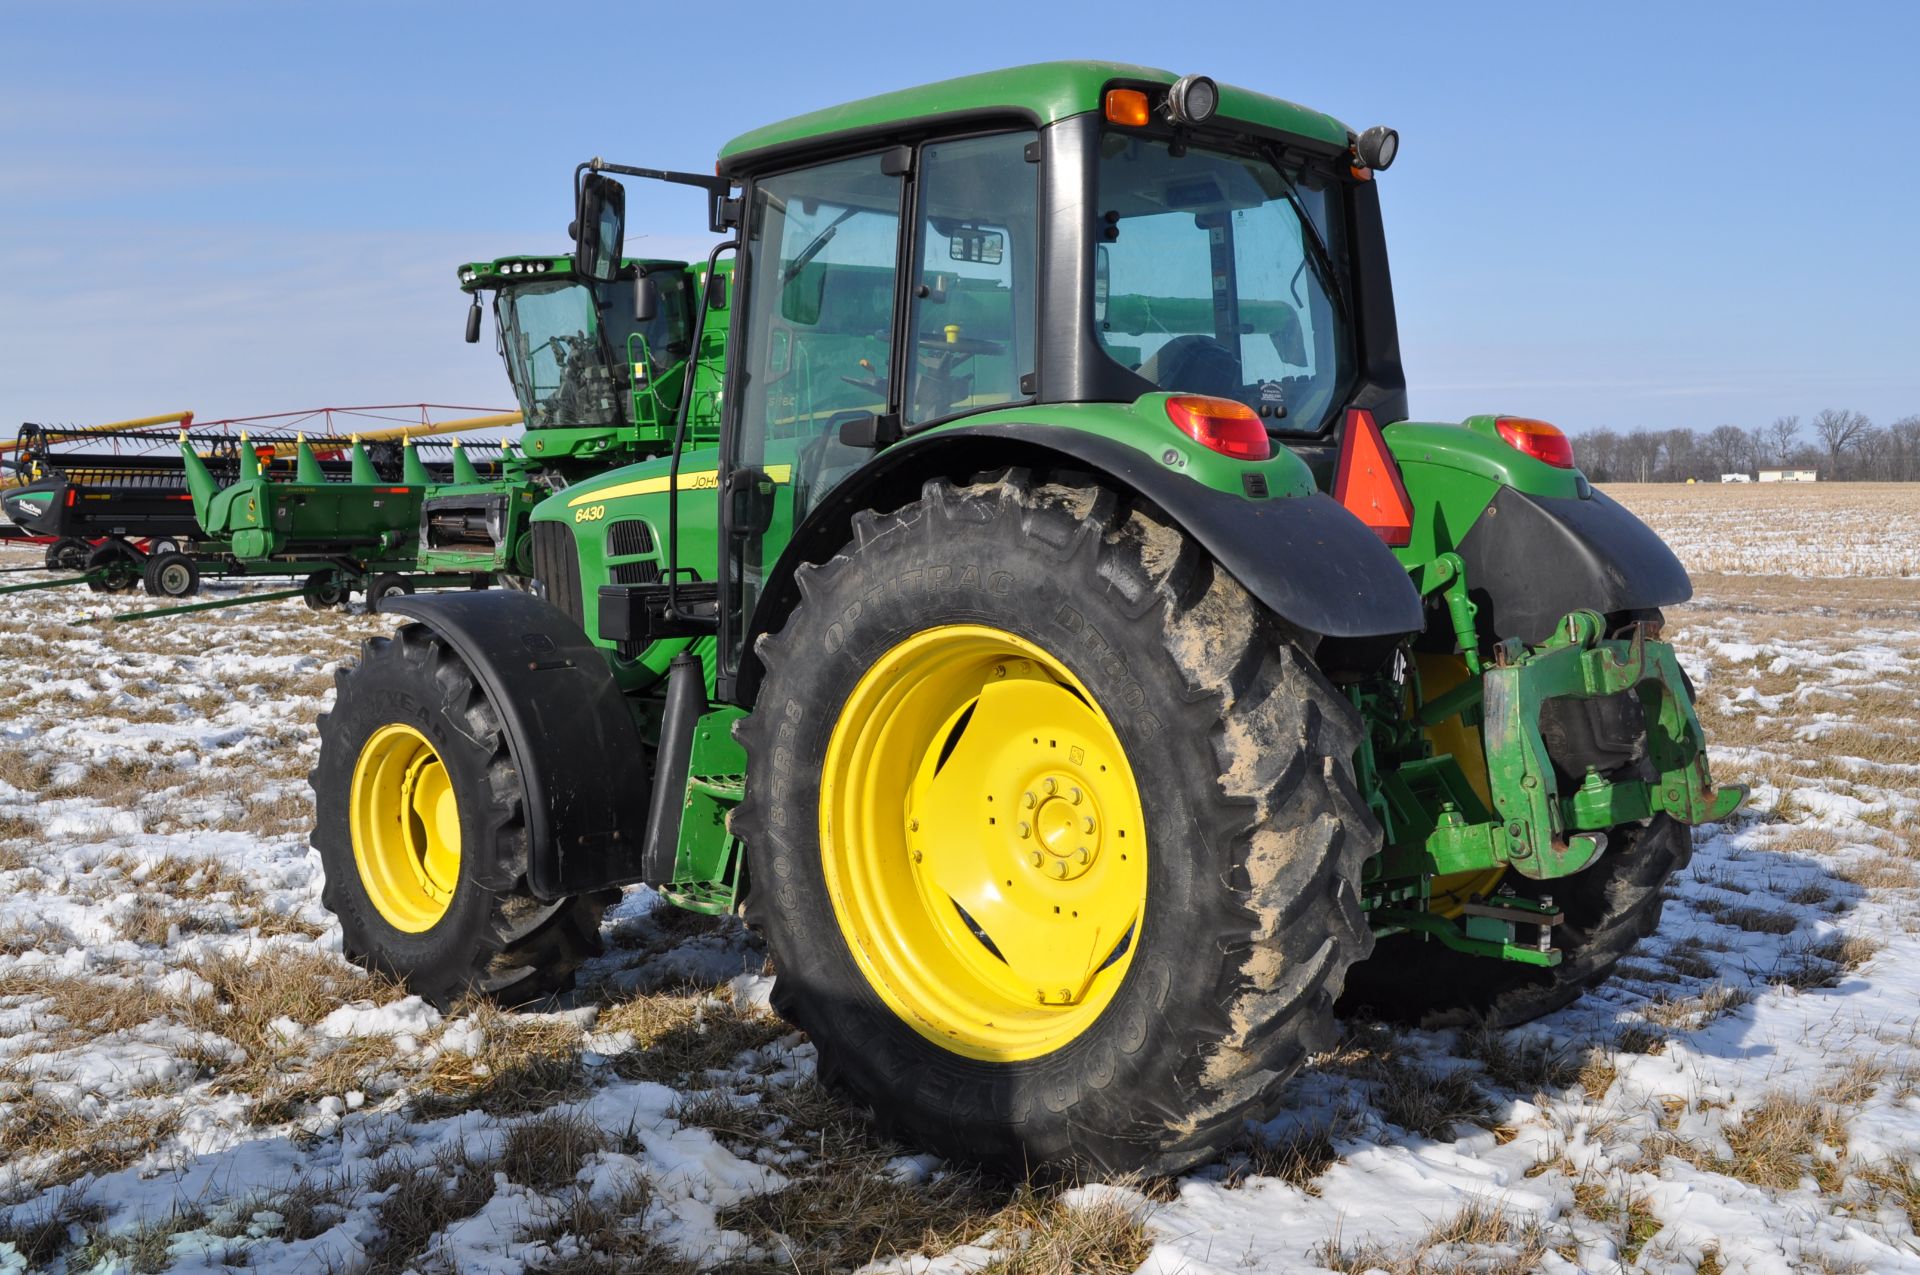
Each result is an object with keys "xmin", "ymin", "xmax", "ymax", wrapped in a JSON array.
[
  {"xmin": 367, "ymin": 574, "xmax": 414, "ymax": 607},
  {"xmin": 735, "ymin": 473, "xmax": 1377, "ymax": 1177},
  {"xmin": 46, "ymin": 538, "xmax": 89, "ymax": 571},
  {"xmin": 146, "ymin": 537, "xmax": 182, "ymax": 557},
  {"xmin": 310, "ymin": 623, "xmax": 611, "ymax": 1007},
  {"xmin": 141, "ymin": 551, "xmax": 200, "ymax": 598},
  {"xmin": 85, "ymin": 540, "xmax": 143, "ymax": 593},
  {"xmin": 302, "ymin": 570, "xmax": 351, "ymax": 611}
]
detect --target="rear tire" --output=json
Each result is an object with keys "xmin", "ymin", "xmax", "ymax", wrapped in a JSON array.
[
  {"xmin": 1339, "ymin": 816, "xmax": 1691, "ymax": 1028},
  {"xmin": 310, "ymin": 623, "xmax": 610, "ymax": 1007},
  {"xmin": 735, "ymin": 473, "xmax": 1377, "ymax": 1176}
]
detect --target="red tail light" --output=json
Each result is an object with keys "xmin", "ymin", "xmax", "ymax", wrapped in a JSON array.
[
  {"xmin": 1334, "ymin": 407, "xmax": 1413, "ymax": 547},
  {"xmin": 1494, "ymin": 416, "xmax": 1574, "ymax": 468},
  {"xmin": 1165, "ymin": 395, "xmax": 1271, "ymax": 461}
]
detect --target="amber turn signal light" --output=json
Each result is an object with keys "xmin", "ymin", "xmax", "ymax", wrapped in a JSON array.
[{"xmin": 1104, "ymin": 88, "xmax": 1151, "ymax": 128}]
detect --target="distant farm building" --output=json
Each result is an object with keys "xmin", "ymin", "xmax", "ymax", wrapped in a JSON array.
[
  {"xmin": 1720, "ymin": 473, "xmax": 1752, "ymax": 483},
  {"xmin": 1757, "ymin": 469, "xmax": 1819, "ymax": 483}
]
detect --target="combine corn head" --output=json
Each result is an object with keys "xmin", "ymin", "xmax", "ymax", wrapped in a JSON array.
[{"xmin": 0, "ymin": 405, "xmax": 521, "ymax": 615}]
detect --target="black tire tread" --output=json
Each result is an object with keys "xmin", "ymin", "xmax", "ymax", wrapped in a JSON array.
[
  {"xmin": 311, "ymin": 624, "xmax": 608, "ymax": 1008},
  {"xmin": 733, "ymin": 471, "xmax": 1378, "ymax": 1175}
]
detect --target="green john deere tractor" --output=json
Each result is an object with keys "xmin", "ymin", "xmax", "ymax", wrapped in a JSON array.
[{"xmin": 310, "ymin": 62, "xmax": 1742, "ymax": 1176}]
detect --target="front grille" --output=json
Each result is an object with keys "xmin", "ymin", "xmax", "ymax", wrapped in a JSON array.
[
  {"xmin": 606, "ymin": 519, "xmax": 655, "ymax": 557},
  {"xmin": 530, "ymin": 520, "xmax": 584, "ymax": 630},
  {"xmin": 610, "ymin": 561, "xmax": 661, "ymax": 585}
]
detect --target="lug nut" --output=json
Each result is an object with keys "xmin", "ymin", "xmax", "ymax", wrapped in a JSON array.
[
  {"xmin": 1043, "ymin": 778, "xmax": 1058, "ymax": 796},
  {"xmin": 1022, "ymin": 791, "xmax": 1037, "ymax": 809},
  {"xmin": 1074, "ymin": 847, "xmax": 1090, "ymax": 864},
  {"xmin": 1028, "ymin": 850, "xmax": 1043, "ymax": 867},
  {"xmin": 1017, "ymin": 821, "xmax": 1031, "ymax": 838},
  {"xmin": 1081, "ymin": 816, "xmax": 1095, "ymax": 834},
  {"xmin": 1051, "ymin": 860, "xmax": 1069, "ymax": 878},
  {"xmin": 907, "ymin": 818, "xmax": 919, "ymax": 832},
  {"xmin": 1067, "ymin": 786, "xmax": 1082, "ymax": 805}
]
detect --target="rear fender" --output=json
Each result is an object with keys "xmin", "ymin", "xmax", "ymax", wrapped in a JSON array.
[
  {"xmin": 380, "ymin": 591, "xmax": 652, "ymax": 900},
  {"xmin": 740, "ymin": 422, "xmax": 1425, "ymax": 696},
  {"xmin": 1454, "ymin": 485, "xmax": 1691, "ymax": 646}
]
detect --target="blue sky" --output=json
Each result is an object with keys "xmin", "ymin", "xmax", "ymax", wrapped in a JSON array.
[{"xmin": 3, "ymin": 1, "xmax": 1915, "ymax": 433}]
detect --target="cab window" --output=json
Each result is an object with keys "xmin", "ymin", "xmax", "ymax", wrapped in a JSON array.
[{"xmin": 905, "ymin": 132, "xmax": 1038, "ymax": 425}]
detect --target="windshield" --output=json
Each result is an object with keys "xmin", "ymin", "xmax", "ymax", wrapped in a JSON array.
[
  {"xmin": 494, "ymin": 274, "xmax": 692, "ymax": 430},
  {"xmin": 1095, "ymin": 133, "xmax": 1352, "ymax": 435},
  {"xmin": 497, "ymin": 280, "xmax": 616, "ymax": 429}
]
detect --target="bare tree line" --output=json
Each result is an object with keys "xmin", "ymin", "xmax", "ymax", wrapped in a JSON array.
[{"xmin": 1568, "ymin": 410, "xmax": 1920, "ymax": 482}]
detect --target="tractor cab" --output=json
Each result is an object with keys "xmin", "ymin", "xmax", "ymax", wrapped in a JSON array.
[
  {"xmin": 569, "ymin": 64, "xmax": 1416, "ymax": 693},
  {"xmin": 458, "ymin": 255, "xmax": 695, "ymax": 451}
]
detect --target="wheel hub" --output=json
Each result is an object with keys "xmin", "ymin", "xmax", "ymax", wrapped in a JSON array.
[
  {"xmin": 1021, "ymin": 774, "xmax": 1099, "ymax": 880},
  {"xmin": 349, "ymin": 723, "xmax": 462, "ymax": 931},
  {"xmin": 825, "ymin": 625, "xmax": 1148, "ymax": 1061}
]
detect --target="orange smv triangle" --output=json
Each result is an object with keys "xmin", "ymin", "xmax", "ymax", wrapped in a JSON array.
[{"xmin": 1332, "ymin": 407, "xmax": 1413, "ymax": 547}]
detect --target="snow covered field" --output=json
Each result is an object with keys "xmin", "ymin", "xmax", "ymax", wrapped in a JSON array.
[
  {"xmin": 1605, "ymin": 483, "xmax": 1920, "ymax": 578},
  {"xmin": 0, "ymin": 505, "xmax": 1917, "ymax": 1273}
]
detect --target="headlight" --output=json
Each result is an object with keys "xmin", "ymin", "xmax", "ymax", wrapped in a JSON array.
[
  {"xmin": 1356, "ymin": 125, "xmax": 1399, "ymax": 171},
  {"xmin": 1167, "ymin": 74, "xmax": 1219, "ymax": 126}
]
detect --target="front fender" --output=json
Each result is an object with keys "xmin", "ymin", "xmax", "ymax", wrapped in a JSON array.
[
  {"xmin": 379, "ymin": 590, "xmax": 652, "ymax": 900},
  {"xmin": 760, "ymin": 422, "xmax": 1424, "ymax": 649}
]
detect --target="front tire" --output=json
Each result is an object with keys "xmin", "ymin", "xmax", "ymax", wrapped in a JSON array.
[
  {"xmin": 310, "ymin": 623, "xmax": 609, "ymax": 1007},
  {"xmin": 735, "ymin": 473, "xmax": 1377, "ymax": 1176}
]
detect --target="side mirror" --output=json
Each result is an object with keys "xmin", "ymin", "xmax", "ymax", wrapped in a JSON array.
[
  {"xmin": 464, "ymin": 298, "xmax": 483, "ymax": 344},
  {"xmin": 573, "ymin": 173, "xmax": 625, "ymax": 284},
  {"xmin": 633, "ymin": 273, "xmax": 658, "ymax": 322}
]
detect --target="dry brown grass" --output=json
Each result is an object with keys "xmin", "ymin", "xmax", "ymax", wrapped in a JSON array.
[
  {"xmin": 1319, "ymin": 1199, "xmax": 1549, "ymax": 1275},
  {"xmin": 364, "ymin": 1143, "xmax": 504, "ymax": 1275},
  {"xmin": 1322, "ymin": 1025, "xmax": 1493, "ymax": 1141},
  {"xmin": 415, "ymin": 1002, "xmax": 589, "ymax": 1118},
  {"xmin": 515, "ymin": 1177, "xmax": 696, "ymax": 1275},
  {"xmin": 0, "ymin": 1086, "xmax": 180, "ymax": 1188},
  {"xmin": 1647, "ymin": 1068, "xmax": 1874, "ymax": 1195},
  {"xmin": 0, "ymin": 968, "xmax": 174, "ymax": 1041},
  {"xmin": 978, "ymin": 1191, "xmax": 1155, "ymax": 1274},
  {"xmin": 709, "ymin": 1078, "xmax": 1016, "ymax": 1274},
  {"xmin": 0, "ymin": 1190, "xmax": 106, "ymax": 1270},
  {"xmin": 598, "ymin": 986, "xmax": 788, "ymax": 1086},
  {"xmin": 1459, "ymin": 1026, "xmax": 1586, "ymax": 1097},
  {"xmin": 498, "ymin": 1109, "xmax": 612, "ymax": 1192},
  {"xmin": 1643, "ymin": 983, "xmax": 1754, "ymax": 1030},
  {"xmin": 1227, "ymin": 1123, "xmax": 1340, "ymax": 1193}
]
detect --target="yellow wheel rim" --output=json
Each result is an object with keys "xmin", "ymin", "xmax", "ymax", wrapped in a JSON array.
[
  {"xmin": 349, "ymin": 723, "xmax": 462, "ymax": 931},
  {"xmin": 1416, "ymin": 653, "xmax": 1507, "ymax": 918},
  {"xmin": 820, "ymin": 624, "xmax": 1148, "ymax": 1062}
]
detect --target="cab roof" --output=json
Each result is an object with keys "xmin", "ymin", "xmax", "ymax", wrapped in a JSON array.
[{"xmin": 717, "ymin": 60, "xmax": 1352, "ymax": 173}]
